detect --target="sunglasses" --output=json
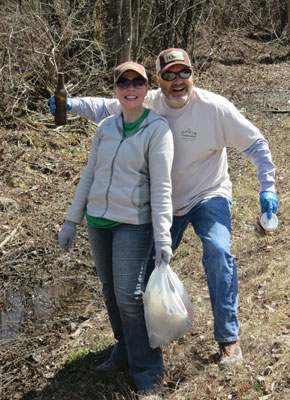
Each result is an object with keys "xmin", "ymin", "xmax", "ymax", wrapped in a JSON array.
[
  {"xmin": 116, "ymin": 77, "xmax": 146, "ymax": 89},
  {"xmin": 161, "ymin": 68, "xmax": 192, "ymax": 82}
]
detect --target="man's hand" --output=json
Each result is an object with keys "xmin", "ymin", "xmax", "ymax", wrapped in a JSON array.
[
  {"xmin": 259, "ymin": 191, "xmax": 279, "ymax": 219},
  {"xmin": 155, "ymin": 241, "xmax": 172, "ymax": 265},
  {"xmin": 58, "ymin": 220, "xmax": 77, "ymax": 251},
  {"xmin": 49, "ymin": 95, "xmax": 72, "ymax": 115}
]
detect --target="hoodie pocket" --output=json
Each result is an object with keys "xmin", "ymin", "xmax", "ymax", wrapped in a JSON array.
[{"xmin": 131, "ymin": 177, "xmax": 150, "ymax": 210}]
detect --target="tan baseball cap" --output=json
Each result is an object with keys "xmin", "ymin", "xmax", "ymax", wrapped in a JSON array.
[
  {"xmin": 156, "ymin": 48, "xmax": 192, "ymax": 75},
  {"xmin": 114, "ymin": 62, "xmax": 148, "ymax": 83}
]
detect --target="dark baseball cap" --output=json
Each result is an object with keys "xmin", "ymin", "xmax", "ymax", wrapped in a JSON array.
[
  {"xmin": 156, "ymin": 48, "xmax": 192, "ymax": 75},
  {"xmin": 114, "ymin": 62, "xmax": 148, "ymax": 83}
]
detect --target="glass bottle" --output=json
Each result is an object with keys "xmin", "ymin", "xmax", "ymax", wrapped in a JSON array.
[{"xmin": 54, "ymin": 72, "xmax": 67, "ymax": 126}]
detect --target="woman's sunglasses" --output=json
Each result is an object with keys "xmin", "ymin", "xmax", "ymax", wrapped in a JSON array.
[
  {"xmin": 161, "ymin": 68, "xmax": 192, "ymax": 82},
  {"xmin": 116, "ymin": 77, "xmax": 146, "ymax": 89}
]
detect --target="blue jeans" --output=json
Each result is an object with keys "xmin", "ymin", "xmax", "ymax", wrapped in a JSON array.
[
  {"xmin": 145, "ymin": 197, "xmax": 239, "ymax": 343},
  {"xmin": 87, "ymin": 223, "xmax": 163, "ymax": 393}
]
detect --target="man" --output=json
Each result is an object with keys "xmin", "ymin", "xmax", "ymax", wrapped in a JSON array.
[{"xmin": 51, "ymin": 48, "xmax": 278, "ymax": 369}]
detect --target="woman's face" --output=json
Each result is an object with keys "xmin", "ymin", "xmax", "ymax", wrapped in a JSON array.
[{"xmin": 114, "ymin": 70, "xmax": 148, "ymax": 112}]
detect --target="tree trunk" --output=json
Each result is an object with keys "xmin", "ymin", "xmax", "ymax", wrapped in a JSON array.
[
  {"xmin": 182, "ymin": 0, "xmax": 196, "ymax": 55},
  {"xmin": 119, "ymin": 0, "xmax": 132, "ymax": 62},
  {"xmin": 101, "ymin": 0, "xmax": 122, "ymax": 67},
  {"xmin": 287, "ymin": 0, "xmax": 290, "ymax": 38},
  {"xmin": 135, "ymin": 0, "xmax": 154, "ymax": 61}
]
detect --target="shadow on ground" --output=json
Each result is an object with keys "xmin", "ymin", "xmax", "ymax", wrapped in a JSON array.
[{"xmin": 21, "ymin": 347, "xmax": 136, "ymax": 400}]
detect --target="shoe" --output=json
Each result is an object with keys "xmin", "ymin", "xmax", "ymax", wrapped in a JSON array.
[
  {"xmin": 218, "ymin": 342, "xmax": 243, "ymax": 370},
  {"xmin": 93, "ymin": 359, "xmax": 125, "ymax": 372}
]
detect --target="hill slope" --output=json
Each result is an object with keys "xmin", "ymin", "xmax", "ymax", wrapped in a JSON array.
[{"xmin": 0, "ymin": 50, "xmax": 289, "ymax": 399}]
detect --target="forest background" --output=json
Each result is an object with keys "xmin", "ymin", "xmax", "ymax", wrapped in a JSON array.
[{"xmin": 1, "ymin": 1, "xmax": 290, "ymax": 399}]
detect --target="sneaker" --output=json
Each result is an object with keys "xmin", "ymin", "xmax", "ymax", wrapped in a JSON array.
[
  {"xmin": 218, "ymin": 342, "xmax": 243, "ymax": 370},
  {"xmin": 93, "ymin": 359, "xmax": 126, "ymax": 372}
]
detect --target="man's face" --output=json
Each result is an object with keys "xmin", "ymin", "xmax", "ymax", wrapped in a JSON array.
[{"xmin": 157, "ymin": 64, "xmax": 194, "ymax": 109}]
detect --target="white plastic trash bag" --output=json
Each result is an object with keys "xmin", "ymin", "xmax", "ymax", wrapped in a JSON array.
[{"xmin": 144, "ymin": 261, "xmax": 194, "ymax": 349}]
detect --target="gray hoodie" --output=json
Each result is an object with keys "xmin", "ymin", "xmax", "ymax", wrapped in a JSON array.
[{"xmin": 66, "ymin": 109, "xmax": 174, "ymax": 245}]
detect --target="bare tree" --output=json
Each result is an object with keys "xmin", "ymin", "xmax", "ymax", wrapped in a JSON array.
[
  {"xmin": 120, "ymin": 0, "xmax": 133, "ymax": 62},
  {"xmin": 1, "ymin": 0, "xmax": 289, "ymax": 122},
  {"xmin": 287, "ymin": 0, "xmax": 290, "ymax": 38},
  {"xmin": 134, "ymin": 0, "xmax": 154, "ymax": 61},
  {"xmin": 0, "ymin": 0, "xmax": 106, "ymax": 118},
  {"xmin": 101, "ymin": 0, "xmax": 122, "ymax": 67}
]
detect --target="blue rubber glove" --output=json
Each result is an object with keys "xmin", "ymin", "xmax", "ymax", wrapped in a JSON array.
[
  {"xmin": 155, "ymin": 242, "xmax": 172, "ymax": 266},
  {"xmin": 259, "ymin": 191, "xmax": 278, "ymax": 220},
  {"xmin": 49, "ymin": 95, "xmax": 72, "ymax": 115},
  {"xmin": 58, "ymin": 220, "xmax": 77, "ymax": 250}
]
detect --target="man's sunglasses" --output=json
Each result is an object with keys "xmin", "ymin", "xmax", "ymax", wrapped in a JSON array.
[
  {"xmin": 161, "ymin": 68, "xmax": 192, "ymax": 82},
  {"xmin": 116, "ymin": 77, "xmax": 146, "ymax": 89}
]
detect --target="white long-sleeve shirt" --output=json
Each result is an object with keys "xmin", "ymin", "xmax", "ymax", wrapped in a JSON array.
[{"xmin": 70, "ymin": 87, "xmax": 276, "ymax": 216}]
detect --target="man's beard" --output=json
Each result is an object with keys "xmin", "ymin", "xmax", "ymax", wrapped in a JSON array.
[
  {"xmin": 167, "ymin": 92, "xmax": 190, "ymax": 107},
  {"xmin": 162, "ymin": 83, "xmax": 194, "ymax": 108}
]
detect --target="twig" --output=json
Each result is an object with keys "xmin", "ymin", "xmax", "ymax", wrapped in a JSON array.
[
  {"xmin": 270, "ymin": 110, "xmax": 290, "ymax": 114},
  {"xmin": 266, "ymin": 104, "xmax": 290, "ymax": 113},
  {"xmin": 19, "ymin": 185, "xmax": 39, "ymax": 195},
  {"xmin": 23, "ymin": 133, "xmax": 36, "ymax": 149},
  {"xmin": 0, "ymin": 223, "xmax": 22, "ymax": 249}
]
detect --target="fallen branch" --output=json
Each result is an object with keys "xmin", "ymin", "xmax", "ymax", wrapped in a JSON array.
[
  {"xmin": 270, "ymin": 110, "xmax": 290, "ymax": 114},
  {"xmin": 0, "ymin": 223, "xmax": 22, "ymax": 249},
  {"xmin": 266, "ymin": 104, "xmax": 290, "ymax": 113}
]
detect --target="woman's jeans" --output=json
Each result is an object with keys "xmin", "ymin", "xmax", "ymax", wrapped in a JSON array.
[
  {"xmin": 145, "ymin": 197, "xmax": 239, "ymax": 343},
  {"xmin": 87, "ymin": 223, "xmax": 163, "ymax": 393}
]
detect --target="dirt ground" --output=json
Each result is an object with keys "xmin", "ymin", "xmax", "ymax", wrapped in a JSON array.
[{"xmin": 1, "ymin": 35, "xmax": 290, "ymax": 400}]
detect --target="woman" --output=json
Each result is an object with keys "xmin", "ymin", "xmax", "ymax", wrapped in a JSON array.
[{"xmin": 58, "ymin": 61, "xmax": 173, "ymax": 397}]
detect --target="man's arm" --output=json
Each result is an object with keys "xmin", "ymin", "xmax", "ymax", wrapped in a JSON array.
[
  {"xmin": 243, "ymin": 138, "xmax": 278, "ymax": 218},
  {"xmin": 50, "ymin": 95, "xmax": 120, "ymax": 123},
  {"xmin": 50, "ymin": 89, "xmax": 159, "ymax": 123},
  {"xmin": 70, "ymin": 97, "xmax": 121, "ymax": 123},
  {"xmin": 242, "ymin": 138, "xmax": 275, "ymax": 192}
]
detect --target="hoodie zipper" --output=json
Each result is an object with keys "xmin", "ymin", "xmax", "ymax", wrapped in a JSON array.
[
  {"xmin": 101, "ymin": 137, "xmax": 124, "ymax": 217},
  {"xmin": 100, "ymin": 115, "xmax": 166, "ymax": 217}
]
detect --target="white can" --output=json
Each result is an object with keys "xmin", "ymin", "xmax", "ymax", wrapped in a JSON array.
[
  {"xmin": 254, "ymin": 212, "xmax": 278, "ymax": 236},
  {"xmin": 259, "ymin": 212, "xmax": 278, "ymax": 232}
]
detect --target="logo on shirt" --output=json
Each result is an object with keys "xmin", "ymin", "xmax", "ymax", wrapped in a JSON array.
[{"xmin": 181, "ymin": 129, "xmax": 197, "ymax": 141}]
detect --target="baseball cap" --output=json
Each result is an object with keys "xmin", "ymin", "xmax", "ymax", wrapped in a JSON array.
[
  {"xmin": 114, "ymin": 62, "xmax": 148, "ymax": 83},
  {"xmin": 156, "ymin": 48, "xmax": 192, "ymax": 75}
]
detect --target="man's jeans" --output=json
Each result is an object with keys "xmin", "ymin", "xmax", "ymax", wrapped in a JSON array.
[
  {"xmin": 145, "ymin": 197, "xmax": 239, "ymax": 343},
  {"xmin": 87, "ymin": 223, "xmax": 163, "ymax": 392}
]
